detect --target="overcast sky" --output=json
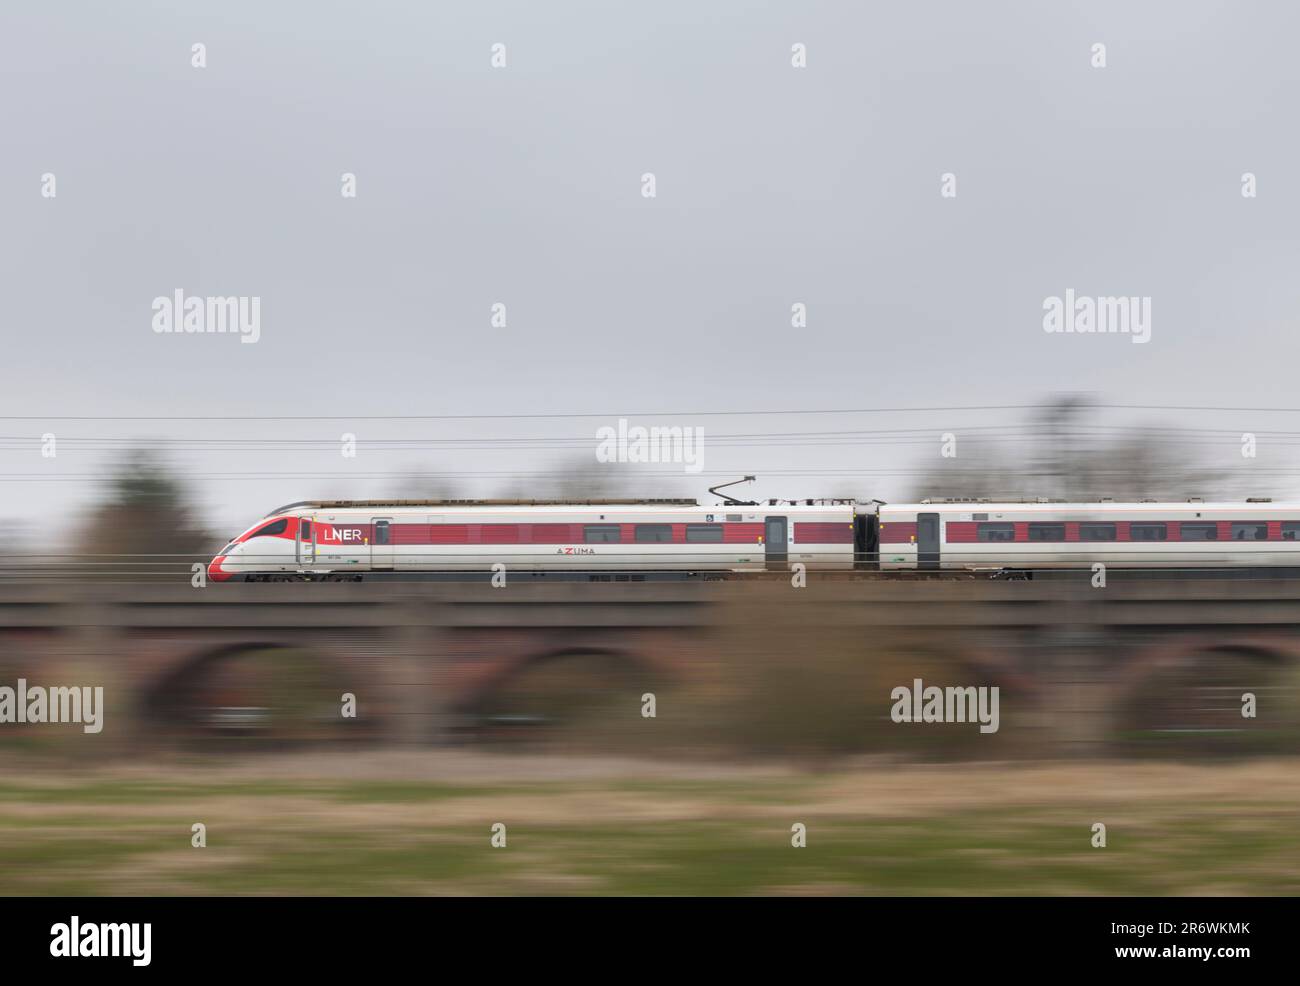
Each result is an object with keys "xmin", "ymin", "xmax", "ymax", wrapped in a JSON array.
[{"xmin": 3, "ymin": 1, "xmax": 1299, "ymax": 537}]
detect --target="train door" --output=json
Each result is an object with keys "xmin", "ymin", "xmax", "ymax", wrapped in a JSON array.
[
  {"xmin": 295, "ymin": 517, "xmax": 315, "ymax": 567},
  {"xmin": 764, "ymin": 516, "xmax": 788, "ymax": 570},
  {"xmin": 854, "ymin": 512, "xmax": 878, "ymax": 570},
  {"xmin": 917, "ymin": 512, "xmax": 940, "ymax": 570},
  {"xmin": 371, "ymin": 517, "xmax": 394, "ymax": 570}
]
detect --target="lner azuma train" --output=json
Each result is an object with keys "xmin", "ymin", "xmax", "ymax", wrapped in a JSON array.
[{"xmin": 207, "ymin": 491, "xmax": 1300, "ymax": 582}]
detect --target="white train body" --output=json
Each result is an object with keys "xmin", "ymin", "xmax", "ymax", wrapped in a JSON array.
[
  {"xmin": 208, "ymin": 499, "xmax": 857, "ymax": 581},
  {"xmin": 210, "ymin": 497, "xmax": 1300, "ymax": 581},
  {"xmin": 878, "ymin": 501, "xmax": 1300, "ymax": 571}
]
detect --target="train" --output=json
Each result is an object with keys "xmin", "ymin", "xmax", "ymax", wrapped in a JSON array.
[{"xmin": 206, "ymin": 491, "xmax": 1300, "ymax": 582}]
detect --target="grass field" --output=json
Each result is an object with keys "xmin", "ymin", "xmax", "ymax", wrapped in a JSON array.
[{"xmin": 2, "ymin": 752, "xmax": 1298, "ymax": 895}]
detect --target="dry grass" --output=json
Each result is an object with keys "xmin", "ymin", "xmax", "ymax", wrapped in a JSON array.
[{"xmin": 2, "ymin": 750, "xmax": 1298, "ymax": 895}]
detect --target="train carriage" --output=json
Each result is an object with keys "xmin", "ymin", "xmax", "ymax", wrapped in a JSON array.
[
  {"xmin": 878, "ymin": 499, "xmax": 1300, "ymax": 572},
  {"xmin": 208, "ymin": 498, "xmax": 859, "ymax": 582}
]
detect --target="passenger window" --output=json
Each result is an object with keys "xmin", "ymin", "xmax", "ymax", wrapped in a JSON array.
[
  {"xmin": 1130, "ymin": 523, "xmax": 1167, "ymax": 541},
  {"xmin": 1283, "ymin": 523, "xmax": 1300, "ymax": 541},
  {"xmin": 1027, "ymin": 523, "xmax": 1064, "ymax": 542},
  {"xmin": 1078, "ymin": 523, "xmax": 1116, "ymax": 542},
  {"xmin": 635, "ymin": 524, "xmax": 673, "ymax": 543},
  {"xmin": 685, "ymin": 524, "xmax": 724, "ymax": 543},
  {"xmin": 1231, "ymin": 522, "xmax": 1267, "ymax": 541},
  {"xmin": 976, "ymin": 523, "xmax": 1015, "ymax": 543},
  {"xmin": 249, "ymin": 519, "xmax": 288, "ymax": 538},
  {"xmin": 584, "ymin": 524, "xmax": 621, "ymax": 543},
  {"xmin": 1181, "ymin": 523, "xmax": 1217, "ymax": 541}
]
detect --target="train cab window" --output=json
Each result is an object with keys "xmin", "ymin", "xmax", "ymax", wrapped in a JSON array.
[
  {"xmin": 1231, "ymin": 522, "xmax": 1268, "ymax": 541},
  {"xmin": 1181, "ymin": 523, "xmax": 1217, "ymax": 541},
  {"xmin": 1078, "ymin": 523, "xmax": 1116, "ymax": 542},
  {"xmin": 374, "ymin": 520, "xmax": 390, "ymax": 545},
  {"xmin": 976, "ymin": 523, "xmax": 1015, "ymax": 542},
  {"xmin": 249, "ymin": 519, "xmax": 288, "ymax": 538},
  {"xmin": 584, "ymin": 524, "xmax": 622, "ymax": 543},
  {"xmin": 1027, "ymin": 523, "xmax": 1065, "ymax": 542},
  {"xmin": 1130, "ymin": 523, "xmax": 1167, "ymax": 541},
  {"xmin": 1283, "ymin": 523, "xmax": 1300, "ymax": 541},
  {"xmin": 635, "ymin": 524, "xmax": 673, "ymax": 543},
  {"xmin": 685, "ymin": 524, "xmax": 724, "ymax": 543}
]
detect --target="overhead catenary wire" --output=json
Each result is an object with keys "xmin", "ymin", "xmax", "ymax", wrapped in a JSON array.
[{"xmin": 8, "ymin": 399, "xmax": 1300, "ymax": 421}]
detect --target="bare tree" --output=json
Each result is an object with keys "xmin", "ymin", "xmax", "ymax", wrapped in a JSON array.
[
  {"xmin": 79, "ymin": 450, "xmax": 215, "ymax": 580},
  {"xmin": 909, "ymin": 396, "xmax": 1228, "ymax": 502}
]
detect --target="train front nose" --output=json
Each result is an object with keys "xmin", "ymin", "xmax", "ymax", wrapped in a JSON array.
[{"xmin": 208, "ymin": 544, "xmax": 239, "ymax": 582}]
